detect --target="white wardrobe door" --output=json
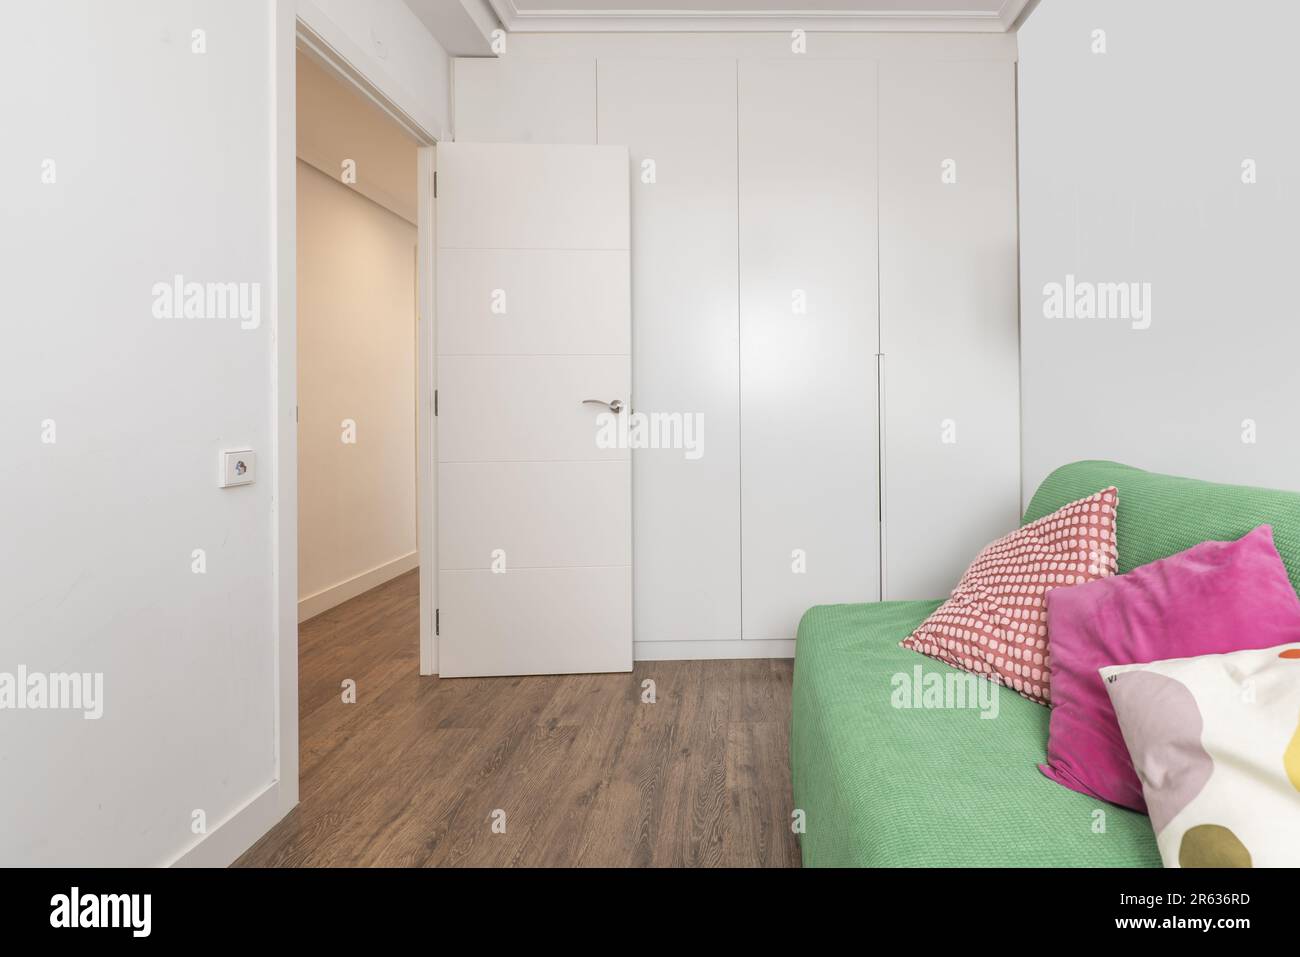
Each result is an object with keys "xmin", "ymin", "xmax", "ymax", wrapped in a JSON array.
[
  {"xmin": 738, "ymin": 59, "xmax": 880, "ymax": 641},
  {"xmin": 880, "ymin": 60, "xmax": 1021, "ymax": 601},
  {"xmin": 598, "ymin": 58, "xmax": 742, "ymax": 644}
]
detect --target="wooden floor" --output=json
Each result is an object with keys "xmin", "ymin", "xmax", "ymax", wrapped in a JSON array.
[{"xmin": 236, "ymin": 570, "xmax": 801, "ymax": 867}]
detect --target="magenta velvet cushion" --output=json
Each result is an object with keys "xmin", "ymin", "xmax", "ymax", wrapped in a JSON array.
[{"xmin": 1040, "ymin": 525, "xmax": 1300, "ymax": 812}]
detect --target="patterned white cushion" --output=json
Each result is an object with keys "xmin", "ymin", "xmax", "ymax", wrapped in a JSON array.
[{"xmin": 1101, "ymin": 643, "xmax": 1300, "ymax": 867}]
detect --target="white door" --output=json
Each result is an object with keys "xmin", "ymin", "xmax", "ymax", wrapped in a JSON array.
[
  {"xmin": 597, "ymin": 59, "xmax": 742, "ymax": 647},
  {"xmin": 436, "ymin": 142, "xmax": 633, "ymax": 677},
  {"xmin": 879, "ymin": 61, "xmax": 1020, "ymax": 600},
  {"xmin": 738, "ymin": 59, "xmax": 881, "ymax": 640}
]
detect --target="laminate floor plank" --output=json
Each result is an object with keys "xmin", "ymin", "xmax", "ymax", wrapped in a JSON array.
[{"xmin": 235, "ymin": 571, "xmax": 801, "ymax": 868}]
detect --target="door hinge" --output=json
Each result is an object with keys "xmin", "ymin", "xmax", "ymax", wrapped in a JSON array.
[
  {"xmin": 433, "ymin": 170, "xmax": 437, "ymax": 198},
  {"xmin": 435, "ymin": 608, "xmax": 440, "ymax": 636},
  {"xmin": 434, "ymin": 390, "xmax": 438, "ymax": 416},
  {"xmin": 295, "ymin": 405, "xmax": 298, "ymax": 423}
]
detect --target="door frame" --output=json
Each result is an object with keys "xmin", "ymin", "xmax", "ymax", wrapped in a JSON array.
[{"xmin": 272, "ymin": 2, "xmax": 441, "ymax": 822}]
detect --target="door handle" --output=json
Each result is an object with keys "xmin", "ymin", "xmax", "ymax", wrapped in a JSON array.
[{"xmin": 582, "ymin": 398, "xmax": 624, "ymax": 414}]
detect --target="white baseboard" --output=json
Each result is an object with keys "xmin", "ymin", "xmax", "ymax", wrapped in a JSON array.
[
  {"xmin": 168, "ymin": 780, "xmax": 288, "ymax": 868},
  {"xmin": 298, "ymin": 551, "xmax": 419, "ymax": 622},
  {"xmin": 634, "ymin": 638, "xmax": 795, "ymax": 661}
]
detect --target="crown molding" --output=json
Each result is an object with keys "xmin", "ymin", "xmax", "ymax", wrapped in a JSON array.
[
  {"xmin": 1001, "ymin": 0, "xmax": 1037, "ymax": 31},
  {"xmin": 485, "ymin": 0, "xmax": 1034, "ymax": 33}
]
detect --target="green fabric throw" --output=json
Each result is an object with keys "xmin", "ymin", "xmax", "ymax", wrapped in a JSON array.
[
  {"xmin": 1022, "ymin": 460, "xmax": 1300, "ymax": 591},
  {"xmin": 791, "ymin": 460, "xmax": 1300, "ymax": 867}
]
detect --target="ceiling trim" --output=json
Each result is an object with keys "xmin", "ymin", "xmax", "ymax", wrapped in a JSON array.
[
  {"xmin": 1001, "ymin": 0, "xmax": 1037, "ymax": 30},
  {"xmin": 486, "ymin": 0, "xmax": 1034, "ymax": 33}
]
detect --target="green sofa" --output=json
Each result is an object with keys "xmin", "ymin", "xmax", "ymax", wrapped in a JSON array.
[{"xmin": 790, "ymin": 460, "xmax": 1300, "ymax": 867}]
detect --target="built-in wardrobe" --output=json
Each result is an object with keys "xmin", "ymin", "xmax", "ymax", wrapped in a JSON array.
[{"xmin": 452, "ymin": 35, "xmax": 1021, "ymax": 658}]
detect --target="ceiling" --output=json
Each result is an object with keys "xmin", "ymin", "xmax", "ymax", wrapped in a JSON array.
[
  {"xmin": 513, "ymin": 0, "xmax": 999, "ymax": 9},
  {"xmin": 486, "ymin": 0, "xmax": 1034, "ymax": 32}
]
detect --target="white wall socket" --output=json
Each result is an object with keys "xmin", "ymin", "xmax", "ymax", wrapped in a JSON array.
[{"xmin": 220, "ymin": 449, "xmax": 256, "ymax": 488}]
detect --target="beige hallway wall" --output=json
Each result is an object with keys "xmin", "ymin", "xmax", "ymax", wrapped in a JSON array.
[{"xmin": 297, "ymin": 159, "xmax": 417, "ymax": 617}]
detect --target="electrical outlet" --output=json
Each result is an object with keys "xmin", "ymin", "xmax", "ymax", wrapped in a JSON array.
[{"xmin": 220, "ymin": 449, "xmax": 256, "ymax": 488}]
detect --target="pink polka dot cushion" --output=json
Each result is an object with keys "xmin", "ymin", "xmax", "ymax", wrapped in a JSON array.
[{"xmin": 900, "ymin": 487, "xmax": 1119, "ymax": 705}]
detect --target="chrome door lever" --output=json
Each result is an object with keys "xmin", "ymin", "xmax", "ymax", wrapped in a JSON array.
[{"xmin": 582, "ymin": 398, "xmax": 624, "ymax": 414}]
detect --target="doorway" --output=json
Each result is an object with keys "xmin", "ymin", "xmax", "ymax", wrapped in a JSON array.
[
  {"xmin": 272, "ymin": 18, "xmax": 440, "ymax": 819},
  {"xmin": 295, "ymin": 50, "xmax": 420, "ymax": 624}
]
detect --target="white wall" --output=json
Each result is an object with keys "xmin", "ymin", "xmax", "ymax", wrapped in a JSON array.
[
  {"xmin": 453, "ymin": 32, "xmax": 1021, "ymax": 653},
  {"xmin": 297, "ymin": 162, "xmax": 417, "ymax": 618},
  {"xmin": 1019, "ymin": 0, "xmax": 1300, "ymax": 500},
  {"xmin": 0, "ymin": 0, "xmax": 278, "ymax": 867},
  {"xmin": 0, "ymin": 0, "xmax": 446, "ymax": 867}
]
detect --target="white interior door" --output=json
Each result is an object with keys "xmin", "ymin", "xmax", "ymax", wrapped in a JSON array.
[{"xmin": 436, "ymin": 142, "xmax": 632, "ymax": 677}]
